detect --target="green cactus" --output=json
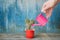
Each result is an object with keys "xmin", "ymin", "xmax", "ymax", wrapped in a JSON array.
[
  {"xmin": 25, "ymin": 19, "xmax": 35, "ymax": 30},
  {"xmin": 25, "ymin": 19, "xmax": 30, "ymax": 24},
  {"xmin": 30, "ymin": 20, "xmax": 35, "ymax": 25}
]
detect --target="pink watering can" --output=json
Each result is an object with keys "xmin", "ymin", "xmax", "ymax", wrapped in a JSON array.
[{"xmin": 32, "ymin": 12, "xmax": 48, "ymax": 26}]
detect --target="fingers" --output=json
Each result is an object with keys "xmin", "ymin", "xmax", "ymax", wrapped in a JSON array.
[
  {"xmin": 42, "ymin": 2, "xmax": 53, "ymax": 18},
  {"xmin": 46, "ymin": 8, "xmax": 53, "ymax": 18},
  {"xmin": 41, "ymin": 2, "xmax": 47, "ymax": 13},
  {"xmin": 41, "ymin": 1, "xmax": 52, "ymax": 13},
  {"xmin": 41, "ymin": 0, "xmax": 57, "ymax": 18},
  {"xmin": 41, "ymin": 2, "xmax": 50, "ymax": 13}
]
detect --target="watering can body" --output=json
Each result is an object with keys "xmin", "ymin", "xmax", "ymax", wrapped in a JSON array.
[{"xmin": 32, "ymin": 12, "xmax": 48, "ymax": 26}]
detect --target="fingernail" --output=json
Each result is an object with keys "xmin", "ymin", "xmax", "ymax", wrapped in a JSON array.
[
  {"xmin": 41, "ymin": 10, "xmax": 44, "ymax": 12},
  {"xmin": 41, "ymin": 9, "xmax": 45, "ymax": 13}
]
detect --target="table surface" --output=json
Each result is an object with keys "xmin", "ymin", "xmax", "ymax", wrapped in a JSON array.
[{"xmin": 0, "ymin": 33, "xmax": 60, "ymax": 40}]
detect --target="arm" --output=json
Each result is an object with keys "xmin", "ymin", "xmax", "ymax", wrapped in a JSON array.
[
  {"xmin": 41, "ymin": 0, "xmax": 60, "ymax": 18},
  {"xmin": 58, "ymin": 0, "xmax": 60, "ymax": 2},
  {"xmin": 53, "ymin": 0, "xmax": 60, "ymax": 4}
]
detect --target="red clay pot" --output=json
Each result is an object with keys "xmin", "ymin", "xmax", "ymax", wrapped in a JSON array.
[{"xmin": 25, "ymin": 30, "xmax": 34, "ymax": 38}]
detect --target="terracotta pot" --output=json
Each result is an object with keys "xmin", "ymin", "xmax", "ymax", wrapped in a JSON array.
[{"xmin": 25, "ymin": 30, "xmax": 34, "ymax": 38}]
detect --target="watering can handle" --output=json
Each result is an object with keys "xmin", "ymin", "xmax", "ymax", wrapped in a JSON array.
[{"xmin": 41, "ymin": 12, "xmax": 46, "ymax": 17}]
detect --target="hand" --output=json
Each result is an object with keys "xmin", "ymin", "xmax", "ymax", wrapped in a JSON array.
[{"xmin": 41, "ymin": 0, "xmax": 58, "ymax": 18}]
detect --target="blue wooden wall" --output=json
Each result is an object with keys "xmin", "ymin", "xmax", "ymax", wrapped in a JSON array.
[{"xmin": 0, "ymin": 0, "xmax": 60, "ymax": 33}]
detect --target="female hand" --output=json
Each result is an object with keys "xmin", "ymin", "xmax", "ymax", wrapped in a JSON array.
[{"xmin": 41, "ymin": 0, "xmax": 58, "ymax": 18}]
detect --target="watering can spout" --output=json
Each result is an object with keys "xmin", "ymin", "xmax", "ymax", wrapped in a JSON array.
[{"xmin": 32, "ymin": 24, "xmax": 41, "ymax": 27}]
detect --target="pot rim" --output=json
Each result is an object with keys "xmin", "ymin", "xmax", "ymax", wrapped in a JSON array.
[{"xmin": 25, "ymin": 29, "xmax": 35, "ymax": 31}]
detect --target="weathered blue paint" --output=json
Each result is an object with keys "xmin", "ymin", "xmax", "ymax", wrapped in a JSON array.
[{"xmin": 0, "ymin": 0, "xmax": 60, "ymax": 33}]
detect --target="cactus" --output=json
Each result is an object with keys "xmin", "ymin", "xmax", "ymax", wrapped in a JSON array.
[{"xmin": 25, "ymin": 19, "xmax": 35, "ymax": 30}]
